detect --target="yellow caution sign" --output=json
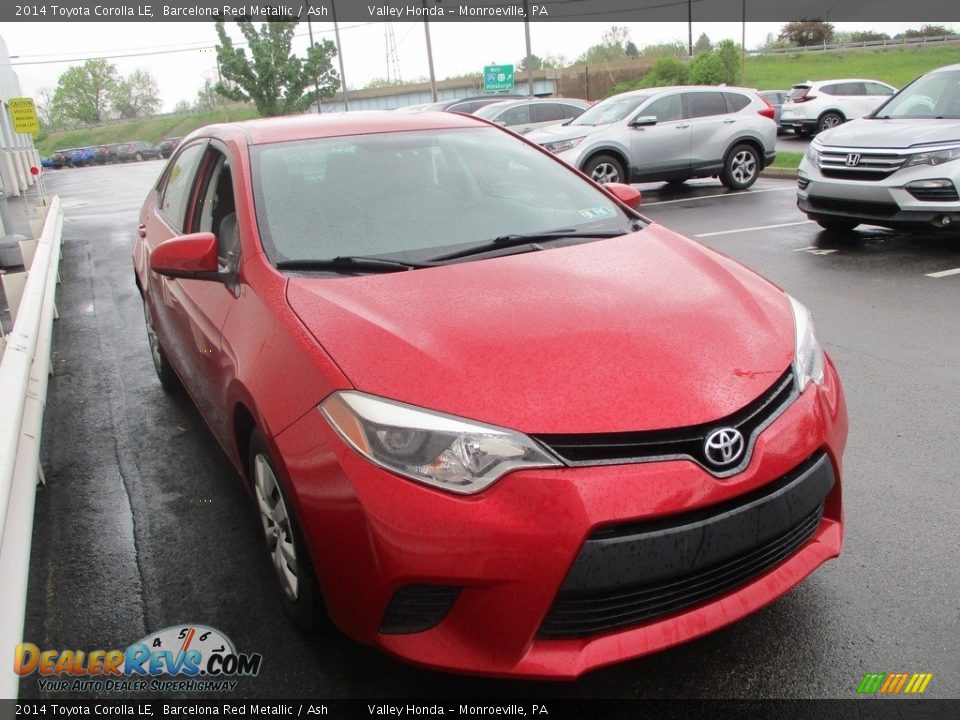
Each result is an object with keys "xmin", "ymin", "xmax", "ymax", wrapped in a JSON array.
[{"xmin": 8, "ymin": 98, "xmax": 41, "ymax": 134}]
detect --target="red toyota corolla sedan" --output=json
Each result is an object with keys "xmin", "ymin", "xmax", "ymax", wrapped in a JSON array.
[{"xmin": 133, "ymin": 111, "xmax": 847, "ymax": 679}]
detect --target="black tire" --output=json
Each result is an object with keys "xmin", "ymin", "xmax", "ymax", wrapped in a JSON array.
[
  {"xmin": 248, "ymin": 430, "xmax": 325, "ymax": 632},
  {"xmin": 817, "ymin": 112, "xmax": 844, "ymax": 134},
  {"xmin": 816, "ymin": 218, "xmax": 859, "ymax": 233},
  {"xmin": 720, "ymin": 143, "xmax": 761, "ymax": 190},
  {"xmin": 582, "ymin": 154, "xmax": 626, "ymax": 185},
  {"xmin": 794, "ymin": 127, "xmax": 813, "ymax": 137},
  {"xmin": 142, "ymin": 300, "xmax": 181, "ymax": 392}
]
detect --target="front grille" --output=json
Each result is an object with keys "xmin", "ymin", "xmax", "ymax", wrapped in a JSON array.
[
  {"xmin": 818, "ymin": 151, "xmax": 905, "ymax": 181},
  {"xmin": 808, "ymin": 196, "xmax": 900, "ymax": 217},
  {"xmin": 379, "ymin": 584, "xmax": 462, "ymax": 634},
  {"xmin": 907, "ymin": 185, "xmax": 960, "ymax": 202},
  {"xmin": 533, "ymin": 368, "xmax": 796, "ymax": 477},
  {"xmin": 537, "ymin": 465, "xmax": 828, "ymax": 641}
]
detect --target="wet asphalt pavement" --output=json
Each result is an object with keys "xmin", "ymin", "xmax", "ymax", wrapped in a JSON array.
[{"xmin": 20, "ymin": 162, "xmax": 960, "ymax": 700}]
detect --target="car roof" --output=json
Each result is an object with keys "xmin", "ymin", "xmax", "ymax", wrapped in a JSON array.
[
  {"xmin": 609, "ymin": 85, "xmax": 758, "ymax": 100},
  {"xmin": 195, "ymin": 110, "xmax": 488, "ymax": 146},
  {"xmin": 795, "ymin": 78, "xmax": 892, "ymax": 87},
  {"xmin": 480, "ymin": 97, "xmax": 589, "ymax": 110}
]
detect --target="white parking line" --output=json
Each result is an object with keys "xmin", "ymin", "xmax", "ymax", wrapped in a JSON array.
[
  {"xmin": 642, "ymin": 186, "xmax": 795, "ymax": 207},
  {"xmin": 695, "ymin": 220, "xmax": 816, "ymax": 238},
  {"xmin": 926, "ymin": 267, "xmax": 960, "ymax": 278}
]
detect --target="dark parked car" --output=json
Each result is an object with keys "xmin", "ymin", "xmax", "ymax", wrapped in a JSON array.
[
  {"xmin": 93, "ymin": 145, "xmax": 117, "ymax": 165},
  {"xmin": 419, "ymin": 94, "xmax": 525, "ymax": 114},
  {"xmin": 159, "ymin": 137, "xmax": 183, "ymax": 159},
  {"xmin": 116, "ymin": 141, "xmax": 161, "ymax": 162},
  {"xmin": 70, "ymin": 147, "xmax": 96, "ymax": 167},
  {"xmin": 40, "ymin": 156, "xmax": 56, "ymax": 169},
  {"xmin": 50, "ymin": 150, "xmax": 71, "ymax": 169}
]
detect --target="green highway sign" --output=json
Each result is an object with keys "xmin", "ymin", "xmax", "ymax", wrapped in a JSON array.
[{"xmin": 483, "ymin": 65, "xmax": 515, "ymax": 92}]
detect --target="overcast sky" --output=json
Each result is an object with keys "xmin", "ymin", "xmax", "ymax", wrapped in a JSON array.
[{"xmin": 3, "ymin": 21, "xmax": 946, "ymax": 111}]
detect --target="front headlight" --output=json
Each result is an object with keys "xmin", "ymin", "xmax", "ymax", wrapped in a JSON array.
[
  {"xmin": 903, "ymin": 145, "xmax": 960, "ymax": 168},
  {"xmin": 542, "ymin": 137, "xmax": 585, "ymax": 154},
  {"xmin": 788, "ymin": 296, "xmax": 825, "ymax": 392},
  {"xmin": 320, "ymin": 392, "xmax": 561, "ymax": 495},
  {"xmin": 805, "ymin": 143, "xmax": 821, "ymax": 166}
]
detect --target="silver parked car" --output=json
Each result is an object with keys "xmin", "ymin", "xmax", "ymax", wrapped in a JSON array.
[
  {"xmin": 526, "ymin": 85, "xmax": 777, "ymax": 189},
  {"xmin": 474, "ymin": 97, "xmax": 590, "ymax": 134},
  {"xmin": 797, "ymin": 63, "xmax": 960, "ymax": 233}
]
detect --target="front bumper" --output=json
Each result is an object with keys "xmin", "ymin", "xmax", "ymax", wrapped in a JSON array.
[
  {"xmin": 275, "ymin": 361, "xmax": 847, "ymax": 679},
  {"xmin": 798, "ymin": 158, "xmax": 960, "ymax": 229}
]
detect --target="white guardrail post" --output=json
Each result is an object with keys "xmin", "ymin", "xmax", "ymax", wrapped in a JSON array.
[{"xmin": 0, "ymin": 195, "xmax": 63, "ymax": 700}]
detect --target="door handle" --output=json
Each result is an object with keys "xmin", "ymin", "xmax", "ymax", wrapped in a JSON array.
[
  {"xmin": 137, "ymin": 224, "xmax": 147, "ymax": 238},
  {"xmin": 675, "ymin": 123, "xmax": 690, "ymax": 129},
  {"xmin": 722, "ymin": 118, "xmax": 737, "ymax": 124}
]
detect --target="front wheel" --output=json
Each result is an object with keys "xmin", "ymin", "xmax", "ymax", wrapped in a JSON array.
[
  {"xmin": 720, "ymin": 144, "xmax": 760, "ymax": 190},
  {"xmin": 582, "ymin": 154, "xmax": 626, "ymax": 185},
  {"xmin": 249, "ymin": 430, "xmax": 325, "ymax": 632}
]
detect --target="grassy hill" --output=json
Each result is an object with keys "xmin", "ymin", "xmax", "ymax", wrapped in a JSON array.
[
  {"xmin": 36, "ymin": 106, "xmax": 259, "ymax": 155},
  {"xmin": 744, "ymin": 44, "xmax": 960, "ymax": 90}
]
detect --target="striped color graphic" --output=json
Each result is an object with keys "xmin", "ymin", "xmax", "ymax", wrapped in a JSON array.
[{"xmin": 857, "ymin": 672, "xmax": 933, "ymax": 694}]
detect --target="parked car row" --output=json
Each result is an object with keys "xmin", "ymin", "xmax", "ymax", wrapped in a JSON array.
[
  {"xmin": 766, "ymin": 78, "xmax": 898, "ymax": 136},
  {"xmin": 44, "ymin": 139, "xmax": 171, "ymax": 168}
]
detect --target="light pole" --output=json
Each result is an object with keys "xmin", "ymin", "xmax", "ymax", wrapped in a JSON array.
[
  {"xmin": 331, "ymin": 0, "xmax": 349, "ymax": 111},
  {"xmin": 688, "ymin": 0, "xmax": 693, "ymax": 56},
  {"xmin": 422, "ymin": 1, "xmax": 438, "ymax": 102},
  {"xmin": 306, "ymin": 2, "xmax": 323, "ymax": 113},
  {"xmin": 523, "ymin": 0, "xmax": 534, "ymax": 97}
]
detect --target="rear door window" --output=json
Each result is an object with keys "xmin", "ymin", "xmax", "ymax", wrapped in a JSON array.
[
  {"xmin": 684, "ymin": 92, "xmax": 728, "ymax": 118},
  {"xmin": 724, "ymin": 92, "xmax": 751, "ymax": 112},
  {"xmin": 531, "ymin": 103, "xmax": 565, "ymax": 123},
  {"xmin": 499, "ymin": 105, "xmax": 531, "ymax": 125}
]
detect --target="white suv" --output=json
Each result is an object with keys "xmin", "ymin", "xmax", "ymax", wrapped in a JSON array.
[
  {"xmin": 780, "ymin": 79, "xmax": 897, "ymax": 136},
  {"xmin": 526, "ymin": 85, "xmax": 777, "ymax": 190},
  {"xmin": 797, "ymin": 64, "xmax": 960, "ymax": 233}
]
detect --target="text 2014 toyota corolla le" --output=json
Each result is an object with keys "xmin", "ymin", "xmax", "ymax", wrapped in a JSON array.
[{"xmin": 133, "ymin": 111, "xmax": 847, "ymax": 679}]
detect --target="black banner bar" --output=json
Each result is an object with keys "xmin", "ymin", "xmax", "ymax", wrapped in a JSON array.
[
  {"xmin": 4, "ymin": 0, "xmax": 960, "ymax": 23},
  {"xmin": 3, "ymin": 700, "xmax": 960, "ymax": 720}
]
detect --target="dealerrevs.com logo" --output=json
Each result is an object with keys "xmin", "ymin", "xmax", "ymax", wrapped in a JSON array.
[{"xmin": 15, "ymin": 625, "xmax": 262, "ymax": 693}]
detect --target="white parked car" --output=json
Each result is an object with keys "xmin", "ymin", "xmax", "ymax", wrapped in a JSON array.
[
  {"xmin": 474, "ymin": 97, "xmax": 590, "ymax": 135},
  {"xmin": 780, "ymin": 79, "xmax": 897, "ymax": 136},
  {"xmin": 526, "ymin": 85, "xmax": 777, "ymax": 190},
  {"xmin": 797, "ymin": 63, "xmax": 960, "ymax": 233}
]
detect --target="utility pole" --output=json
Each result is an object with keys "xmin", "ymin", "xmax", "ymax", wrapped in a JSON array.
[
  {"xmin": 523, "ymin": 0, "xmax": 534, "ymax": 97},
  {"xmin": 306, "ymin": 3, "xmax": 322, "ymax": 113},
  {"xmin": 331, "ymin": 0, "xmax": 349, "ymax": 111},
  {"xmin": 422, "ymin": 0, "xmax": 438, "ymax": 102},
  {"xmin": 688, "ymin": 0, "xmax": 693, "ymax": 56},
  {"xmin": 741, "ymin": 0, "xmax": 747, "ymax": 83}
]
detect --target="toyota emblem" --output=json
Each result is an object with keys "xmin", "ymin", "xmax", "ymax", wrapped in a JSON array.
[{"xmin": 704, "ymin": 428, "xmax": 745, "ymax": 468}]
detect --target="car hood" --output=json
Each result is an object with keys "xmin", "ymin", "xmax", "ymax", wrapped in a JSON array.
[
  {"xmin": 286, "ymin": 227, "xmax": 795, "ymax": 434},
  {"xmin": 817, "ymin": 118, "xmax": 960, "ymax": 148},
  {"xmin": 526, "ymin": 122, "xmax": 611, "ymax": 144}
]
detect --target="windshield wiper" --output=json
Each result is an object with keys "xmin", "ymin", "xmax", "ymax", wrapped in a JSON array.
[
  {"xmin": 427, "ymin": 229, "xmax": 629, "ymax": 263},
  {"xmin": 275, "ymin": 255, "xmax": 430, "ymax": 273}
]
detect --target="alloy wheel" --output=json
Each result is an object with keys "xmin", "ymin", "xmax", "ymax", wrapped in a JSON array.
[{"xmin": 254, "ymin": 454, "xmax": 299, "ymax": 601}]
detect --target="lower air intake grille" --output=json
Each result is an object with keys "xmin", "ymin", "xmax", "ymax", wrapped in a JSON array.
[
  {"xmin": 380, "ymin": 584, "xmax": 462, "ymax": 634},
  {"xmin": 538, "ymin": 503, "xmax": 824, "ymax": 639}
]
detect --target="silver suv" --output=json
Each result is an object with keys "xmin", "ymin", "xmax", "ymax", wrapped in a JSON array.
[
  {"xmin": 526, "ymin": 85, "xmax": 777, "ymax": 190},
  {"xmin": 798, "ymin": 64, "xmax": 960, "ymax": 233}
]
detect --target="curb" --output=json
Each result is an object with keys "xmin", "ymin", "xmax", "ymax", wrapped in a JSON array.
[{"xmin": 761, "ymin": 167, "xmax": 799, "ymax": 179}]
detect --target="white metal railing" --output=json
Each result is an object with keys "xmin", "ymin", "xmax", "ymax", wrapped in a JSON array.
[
  {"xmin": 0, "ymin": 195, "xmax": 62, "ymax": 700},
  {"xmin": 752, "ymin": 34, "xmax": 960, "ymax": 55}
]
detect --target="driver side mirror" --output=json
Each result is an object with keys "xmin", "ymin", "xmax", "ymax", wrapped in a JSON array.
[
  {"xmin": 150, "ymin": 232, "xmax": 222, "ymax": 281},
  {"xmin": 604, "ymin": 183, "xmax": 642, "ymax": 209},
  {"xmin": 630, "ymin": 116, "xmax": 658, "ymax": 127}
]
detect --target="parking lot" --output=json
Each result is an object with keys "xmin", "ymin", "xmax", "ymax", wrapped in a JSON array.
[{"xmin": 21, "ymin": 160, "xmax": 960, "ymax": 699}]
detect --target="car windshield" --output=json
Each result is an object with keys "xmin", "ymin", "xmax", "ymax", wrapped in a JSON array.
[
  {"xmin": 250, "ymin": 127, "xmax": 635, "ymax": 266},
  {"xmin": 873, "ymin": 69, "xmax": 960, "ymax": 119},
  {"xmin": 571, "ymin": 95, "xmax": 651, "ymax": 126}
]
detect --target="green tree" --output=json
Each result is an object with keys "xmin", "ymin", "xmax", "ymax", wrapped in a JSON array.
[
  {"xmin": 694, "ymin": 32, "xmax": 713, "ymax": 54},
  {"xmin": 640, "ymin": 41, "xmax": 687, "ymax": 59},
  {"xmin": 625, "ymin": 41, "xmax": 640, "ymax": 58},
  {"xmin": 214, "ymin": 19, "xmax": 339, "ymax": 116},
  {"xmin": 172, "ymin": 99, "xmax": 194, "ymax": 114},
  {"xmin": 578, "ymin": 25, "xmax": 632, "ymax": 64},
  {"xmin": 638, "ymin": 57, "xmax": 689, "ymax": 89},
  {"xmin": 899, "ymin": 25, "xmax": 956, "ymax": 39},
  {"xmin": 518, "ymin": 54, "xmax": 545, "ymax": 72},
  {"xmin": 51, "ymin": 59, "xmax": 118, "ymax": 124},
  {"xmin": 847, "ymin": 31, "xmax": 890, "ymax": 43},
  {"xmin": 715, "ymin": 40, "xmax": 742, "ymax": 85},
  {"xmin": 35, "ymin": 88, "xmax": 60, "ymax": 129},
  {"xmin": 779, "ymin": 20, "xmax": 835, "ymax": 46},
  {"xmin": 195, "ymin": 77, "xmax": 222, "ymax": 112},
  {"xmin": 687, "ymin": 52, "xmax": 724, "ymax": 85},
  {"xmin": 110, "ymin": 69, "xmax": 162, "ymax": 119}
]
